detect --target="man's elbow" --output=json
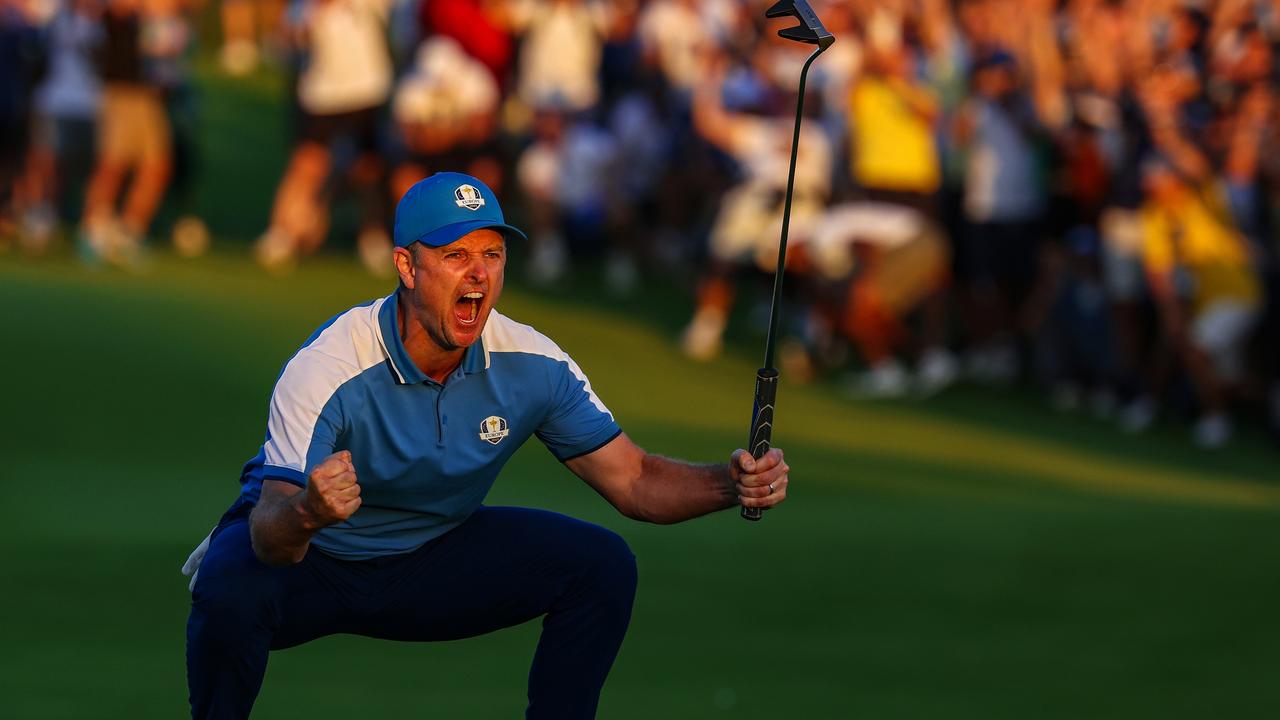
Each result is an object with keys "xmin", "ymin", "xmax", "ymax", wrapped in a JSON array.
[
  {"xmin": 622, "ymin": 509, "xmax": 680, "ymax": 525},
  {"xmin": 640, "ymin": 513, "xmax": 685, "ymax": 526},
  {"xmin": 248, "ymin": 517, "xmax": 307, "ymax": 566},
  {"xmin": 250, "ymin": 536, "xmax": 307, "ymax": 566},
  {"xmin": 612, "ymin": 493, "xmax": 653, "ymax": 523}
]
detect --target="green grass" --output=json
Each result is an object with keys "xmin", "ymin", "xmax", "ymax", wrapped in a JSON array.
[
  {"xmin": 2, "ymin": 63, "xmax": 1279, "ymax": 719},
  {"xmin": 1, "ymin": 251, "xmax": 1278, "ymax": 719}
]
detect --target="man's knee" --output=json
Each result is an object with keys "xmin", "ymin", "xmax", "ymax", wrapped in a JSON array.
[{"xmin": 574, "ymin": 524, "xmax": 638, "ymax": 607}]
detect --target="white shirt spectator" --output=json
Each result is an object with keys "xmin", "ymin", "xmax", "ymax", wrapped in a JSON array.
[
  {"xmin": 637, "ymin": 0, "xmax": 709, "ymax": 96},
  {"xmin": 393, "ymin": 36, "xmax": 498, "ymax": 126},
  {"xmin": 508, "ymin": 0, "xmax": 609, "ymax": 113},
  {"xmin": 798, "ymin": 202, "xmax": 928, "ymax": 279},
  {"xmin": 297, "ymin": 0, "xmax": 393, "ymax": 115}
]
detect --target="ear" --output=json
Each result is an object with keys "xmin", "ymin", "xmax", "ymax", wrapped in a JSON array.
[{"xmin": 393, "ymin": 246, "xmax": 416, "ymax": 289}]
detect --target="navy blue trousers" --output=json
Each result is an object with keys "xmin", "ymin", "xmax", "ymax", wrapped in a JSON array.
[{"xmin": 186, "ymin": 506, "xmax": 638, "ymax": 719}]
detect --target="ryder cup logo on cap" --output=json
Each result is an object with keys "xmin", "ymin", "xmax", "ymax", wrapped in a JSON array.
[
  {"xmin": 454, "ymin": 184, "xmax": 486, "ymax": 211},
  {"xmin": 393, "ymin": 172, "xmax": 528, "ymax": 249}
]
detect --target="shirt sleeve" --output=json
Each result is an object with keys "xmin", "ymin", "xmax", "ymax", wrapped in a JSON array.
[
  {"xmin": 535, "ymin": 354, "xmax": 621, "ymax": 462},
  {"xmin": 260, "ymin": 352, "xmax": 347, "ymax": 487}
]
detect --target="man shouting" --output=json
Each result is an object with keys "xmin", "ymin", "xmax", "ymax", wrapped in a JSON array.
[{"xmin": 183, "ymin": 172, "xmax": 791, "ymax": 719}]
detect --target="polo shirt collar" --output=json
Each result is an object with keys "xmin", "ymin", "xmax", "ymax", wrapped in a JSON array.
[
  {"xmin": 378, "ymin": 293, "xmax": 488, "ymax": 385},
  {"xmin": 461, "ymin": 330, "xmax": 489, "ymax": 375}
]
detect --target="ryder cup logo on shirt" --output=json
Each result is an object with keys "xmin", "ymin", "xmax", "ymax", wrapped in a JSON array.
[
  {"xmin": 479, "ymin": 415, "xmax": 509, "ymax": 444},
  {"xmin": 454, "ymin": 184, "xmax": 486, "ymax": 211}
]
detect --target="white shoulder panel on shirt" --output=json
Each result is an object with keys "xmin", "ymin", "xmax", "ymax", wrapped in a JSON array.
[
  {"xmin": 483, "ymin": 311, "xmax": 613, "ymax": 418},
  {"xmin": 262, "ymin": 298, "xmax": 391, "ymax": 473}
]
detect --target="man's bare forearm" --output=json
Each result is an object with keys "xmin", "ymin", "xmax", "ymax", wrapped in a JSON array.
[
  {"xmin": 629, "ymin": 455, "xmax": 738, "ymax": 524},
  {"xmin": 249, "ymin": 483, "xmax": 321, "ymax": 566},
  {"xmin": 250, "ymin": 453, "xmax": 362, "ymax": 565},
  {"xmin": 566, "ymin": 435, "xmax": 788, "ymax": 524}
]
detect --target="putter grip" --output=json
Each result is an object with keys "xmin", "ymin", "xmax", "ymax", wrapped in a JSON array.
[{"xmin": 742, "ymin": 368, "xmax": 779, "ymax": 521}]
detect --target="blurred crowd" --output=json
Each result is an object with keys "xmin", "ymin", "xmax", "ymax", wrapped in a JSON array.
[{"xmin": 3, "ymin": 0, "xmax": 1280, "ymax": 447}]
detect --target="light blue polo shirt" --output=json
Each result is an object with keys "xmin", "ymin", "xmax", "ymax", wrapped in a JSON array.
[{"xmin": 236, "ymin": 294, "xmax": 621, "ymax": 560}]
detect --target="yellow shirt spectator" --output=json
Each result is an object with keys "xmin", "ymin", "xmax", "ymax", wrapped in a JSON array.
[
  {"xmin": 849, "ymin": 75, "xmax": 941, "ymax": 194},
  {"xmin": 1140, "ymin": 188, "xmax": 1260, "ymax": 312}
]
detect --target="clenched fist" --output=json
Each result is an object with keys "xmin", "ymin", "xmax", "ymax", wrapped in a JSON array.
[{"xmin": 302, "ymin": 450, "xmax": 362, "ymax": 527}]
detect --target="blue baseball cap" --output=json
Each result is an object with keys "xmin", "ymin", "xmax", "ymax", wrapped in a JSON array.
[{"xmin": 393, "ymin": 172, "xmax": 528, "ymax": 248}]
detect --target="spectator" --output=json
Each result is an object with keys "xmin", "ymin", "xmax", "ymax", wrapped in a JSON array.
[
  {"xmin": 506, "ymin": 0, "xmax": 613, "ymax": 114},
  {"xmin": 636, "ymin": 0, "xmax": 709, "ymax": 106},
  {"xmin": 390, "ymin": 33, "xmax": 501, "ymax": 199},
  {"xmin": 515, "ymin": 106, "xmax": 620, "ymax": 285},
  {"xmin": 388, "ymin": 24, "xmax": 505, "ymax": 281},
  {"xmin": 1035, "ymin": 226, "xmax": 1117, "ymax": 415},
  {"xmin": 1138, "ymin": 156, "xmax": 1261, "ymax": 447},
  {"xmin": 605, "ymin": 68, "xmax": 677, "ymax": 293},
  {"xmin": 680, "ymin": 50, "xmax": 833, "ymax": 362},
  {"xmin": 793, "ymin": 201, "xmax": 956, "ymax": 397},
  {"xmin": 1, "ymin": 0, "xmax": 46, "ymax": 244},
  {"xmin": 79, "ymin": 0, "xmax": 173, "ymax": 268},
  {"xmin": 254, "ymin": 0, "xmax": 394, "ymax": 275},
  {"xmin": 808, "ymin": 0, "xmax": 861, "ymax": 146},
  {"xmin": 8, "ymin": 0, "xmax": 1275, "ymax": 448},
  {"xmin": 418, "ymin": 0, "xmax": 513, "ymax": 85},
  {"xmin": 142, "ymin": 0, "xmax": 208, "ymax": 257},
  {"xmin": 15, "ymin": 0, "xmax": 102, "ymax": 254},
  {"xmin": 848, "ymin": 39, "xmax": 941, "ymax": 213},
  {"xmin": 954, "ymin": 48, "xmax": 1049, "ymax": 383}
]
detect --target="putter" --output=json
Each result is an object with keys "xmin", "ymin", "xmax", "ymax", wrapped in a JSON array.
[{"xmin": 742, "ymin": 0, "xmax": 834, "ymax": 521}]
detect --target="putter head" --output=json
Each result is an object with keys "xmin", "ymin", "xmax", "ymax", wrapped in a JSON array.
[{"xmin": 765, "ymin": 0, "xmax": 835, "ymax": 50}]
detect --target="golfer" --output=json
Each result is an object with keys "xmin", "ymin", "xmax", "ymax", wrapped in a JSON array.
[{"xmin": 183, "ymin": 172, "xmax": 791, "ymax": 719}]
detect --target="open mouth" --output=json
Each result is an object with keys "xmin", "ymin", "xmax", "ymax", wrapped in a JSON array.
[{"xmin": 455, "ymin": 291, "xmax": 484, "ymax": 326}]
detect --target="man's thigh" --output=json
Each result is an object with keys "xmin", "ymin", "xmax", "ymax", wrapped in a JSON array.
[{"xmin": 354, "ymin": 506, "xmax": 635, "ymax": 642}]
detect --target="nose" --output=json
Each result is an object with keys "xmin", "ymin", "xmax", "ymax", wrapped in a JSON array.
[{"xmin": 465, "ymin": 255, "xmax": 488, "ymax": 284}]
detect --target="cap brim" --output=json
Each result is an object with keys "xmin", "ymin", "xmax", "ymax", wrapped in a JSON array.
[{"xmin": 400, "ymin": 219, "xmax": 528, "ymax": 248}]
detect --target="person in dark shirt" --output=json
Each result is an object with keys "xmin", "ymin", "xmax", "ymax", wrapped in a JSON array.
[{"xmin": 0, "ymin": 0, "xmax": 44, "ymax": 237}]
